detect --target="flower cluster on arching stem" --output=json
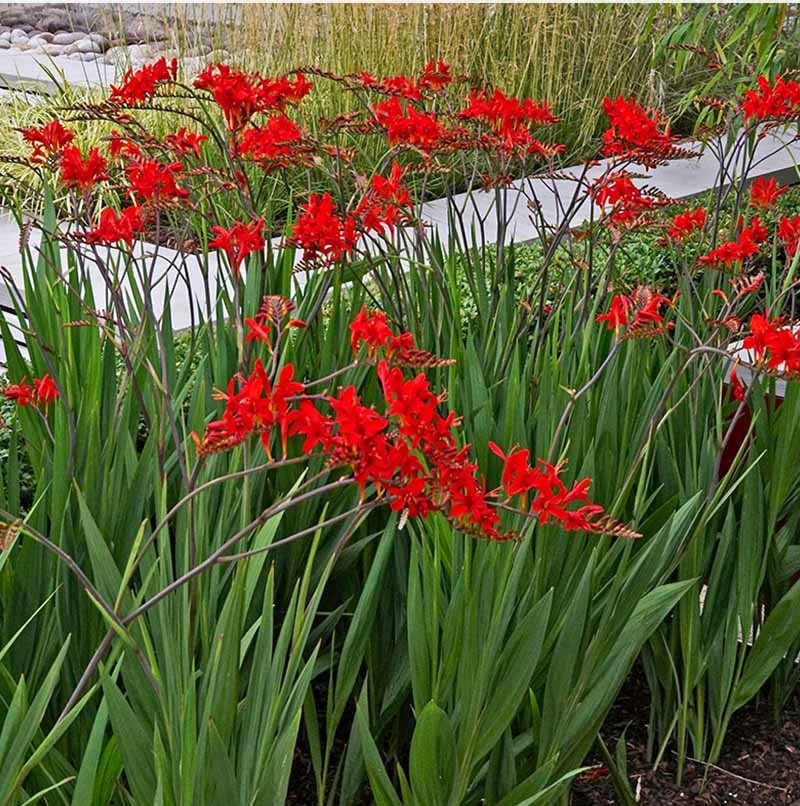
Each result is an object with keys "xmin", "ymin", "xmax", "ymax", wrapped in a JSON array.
[{"xmin": 192, "ymin": 302, "xmax": 629, "ymax": 541}]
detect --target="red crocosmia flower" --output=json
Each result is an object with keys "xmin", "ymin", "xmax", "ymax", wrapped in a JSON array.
[
  {"xmin": 596, "ymin": 287, "xmax": 671, "ymax": 335},
  {"xmin": 196, "ymin": 302, "xmax": 633, "ymax": 541},
  {"xmin": 373, "ymin": 97, "xmax": 447, "ymax": 152},
  {"xmin": 33, "ymin": 374, "xmax": 58, "ymax": 409},
  {"xmin": 1, "ymin": 374, "xmax": 57, "ymax": 410},
  {"xmin": 489, "ymin": 442, "xmax": 603, "ymax": 531},
  {"xmin": 259, "ymin": 73, "xmax": 313, "ymax": 109},
  {"xmin": 749, "ymin": 176, "xmax": 787, "ymax": 209},
  {"xmin": 195, "ymin": 358, "xmax": 305, "ymax": 458},
  {"xmin": 418, "ymin": 59, "xmax": 452, "ymax": 93},
  {"xmin": 596, "ymin": 294, "xmax": 631, "ymax": 330},
  {"xmin": 729, "ymin": 366, "xmax": 746, "ymax": 401},
  {"xmin": 238, "ymin": 115, "xmax": 312, "ymax": 169},
  {"xmin": 163, "ymin": 127, "xmax": 208, "ymax": 158},
  {"xmin": 368, "ymin": 161, "xmax": 412, "ymax": 207},
  {"xmin": 349, "ymin": 306, "xmax": 394, "ymax": 356},
  {"xmin": 741, "ymin": 313, "xmax": 800, "ymax": 376},
  {"xmin": 209, "ymin": 218, "xmax": 266, "ymax": 275},
  {"xmin": 126, "ymin": 159, "xmax": 189, "ymax": 204},
  {"xmin": 380, "ymin": 74, "xmax": 422, "ymax": 100},
  {"xmin": 778, "ymin": 214, "xmax": 800, "ymax": 258},
  {"xmin": 272, "ymin": 364, "xmax": 305, "ymax": 452},
  {"xmin": 488, "ymin": 441, "xmax": 544, "ymax": 501},
  {"xmin": 356, "ymin": 161, "xmax": 412, "ymax": 235},
  {"xmin": 601, "ymin": 95, "xmax": 671, "ymax": 158},
  {"xmin": 667, "ymin": 206, "xmax": 706, "ymax": 240},
  {"xmin": 699, "ymin": 216, "xmax": 768, "ymax": 267},
  {"xmin": 2, "ymin": 378, "xmax": 34, "ymax": 406},
  {"xmin": 244, "ymin": 317, "xmax": 273, "ymax": 347},
  {"xmin": 448, "ymin": 471, "xmax": 501, "ymax": 538},
  {"xmin": 84, "ymin": 206, "xmax": 145, "ymax": 247},
  {"xmin": 21, "ymin": 120, "xmax": 74, "ymax": 164},
  {"xmin": 286, "ymin": 399, "xmax": 334, "ymax": 453},
  {"xmin": 387, "ymin": 476, "xmax": 433, "ymax": 518},
  {"xmin": 59, "ymin": 145, "xmax": 108, "ymax": 192},
  {"xmin": 107, "ymin": 130, "xmax": 143, "ymax": 161},
  {"xmin": 742, "ymin": 75, "xmax": 800, "ymax": 121},
  {"xmin": 459, "ymin": 88, "xmax": 558, "ymax": 157},
  {"xmin": 743, "ymin": 313, "xmax": 779, "ymax": 357},
  {"xmin": 593, "ymin": 174, "xmax": 661, "ymax": 224},
  {"xmin": 288, "ymin": 192, "xmax": 358, "ymax": 264},
  {"xmin": 460, "ymin": 88, "xmax": 557, "ymax": 130},
  {"xmin": 194, "ymin": 64, "xmax": 265, "ymax": 131},
  {"xmin": 110, "ymin": 56, "xmax": 178, "ymax": 105},
  {"xmin": 766, "ymin": 331, "xmax": 800, "ymax": 374},
  {"xmin": 194, "ymin": 64, "xmax": 312, "ymax": 131}
]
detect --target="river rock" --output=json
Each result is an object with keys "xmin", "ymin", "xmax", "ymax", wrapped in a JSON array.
[
  {"xmin": 87, "ymin": 32, "xmax": 109, "ymax": 49},
  {"xmin": 76, "ymin": 38, "xmax": 101, "ymax": 54},
  {"xmin": 124, "ymin": 16, "xmax": 168, "ymax": 44},
  {"xmin": 52, "ymin": 31, "xmax": 85, "ymax": 46},
  {"xmin": 42, "ymin": 43, "xmax": 65, "ymax": 57},
  {"xmin": 127, "ymin": 42, "xmax": 159, "ymax": 61},
  {"xmin": 38, "ymin": 12, "xmax": 72, "ymax": 34},
  {"xmin": 0, "ymin": 41, "xmax": 9, "ymax": 50}
]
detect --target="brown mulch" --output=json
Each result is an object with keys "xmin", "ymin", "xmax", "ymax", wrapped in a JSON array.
[{"xmin": 572, "ymin": 670, "xmax": 800, "ymax": 806}]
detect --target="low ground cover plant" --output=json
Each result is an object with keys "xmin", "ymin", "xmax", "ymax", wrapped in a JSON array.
[{"xmin": 1, "ymin": 56, "xmax": 800, "ymax": 805}]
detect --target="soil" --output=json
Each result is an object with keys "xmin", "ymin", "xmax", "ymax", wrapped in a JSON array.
[{"xmin": 572, "ymin": 669, "xmax": 800, "ymax": 806}]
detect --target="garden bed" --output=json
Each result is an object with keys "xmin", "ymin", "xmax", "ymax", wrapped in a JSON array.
[{"xmin": 574, "ymin": 669, "xmax": 800, "ymax": 805}]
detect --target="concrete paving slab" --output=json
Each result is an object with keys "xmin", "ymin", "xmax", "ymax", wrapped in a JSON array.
[{"xmin": 0, "ymin": 50, "xmax": 115, "ymax": 93}]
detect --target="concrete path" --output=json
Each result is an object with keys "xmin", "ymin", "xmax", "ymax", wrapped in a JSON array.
[
  {"xmin": 1, "ymin": 117, "xmax": 800, "ymax": 366},
  {"xmin": 0, "ymin": 49, "xmax": 114, "ymax": 93},
  {"xmin": 421, "ymin": 127, "xmax": 800, "ymax": 246}
]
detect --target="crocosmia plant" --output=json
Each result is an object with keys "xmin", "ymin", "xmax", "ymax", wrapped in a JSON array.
[{"xmin": 2, "ymin": 52, "xmax": 800, "ymax": 806}]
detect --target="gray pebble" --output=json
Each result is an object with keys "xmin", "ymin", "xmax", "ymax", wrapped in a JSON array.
[
  {"xmin": 78, "ymin": 51, "xmax": 100, "ymax": 62},
  {"xmin": 42, "ymin": 43, "xmax": 65, "ymax": 57},
  {"xmin": 0, "ymin": 40, "xmax": 9, "ymax": 50}
]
